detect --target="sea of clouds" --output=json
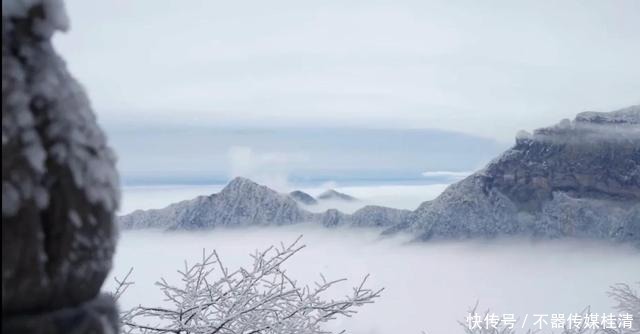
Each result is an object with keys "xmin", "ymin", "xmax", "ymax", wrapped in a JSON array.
[
  {"xmin": 110, "ymin": 184, "xmax": 640, "ymax": 333},
  {"xmin": 109, "ymin": 227, "xmax": 639, "ymax": 334}
]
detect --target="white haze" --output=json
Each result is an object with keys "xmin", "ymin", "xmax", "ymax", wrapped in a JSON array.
[
  {"xmin": 227, "ymin": 146, "xmax": 304, "ymax": 190},
  {"xmin": 108, "ymin": 227, "xmax": 640, "ymax": 334}
]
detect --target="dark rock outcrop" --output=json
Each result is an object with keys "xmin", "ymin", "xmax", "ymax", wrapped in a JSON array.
[{"xmin": 2, "ymin": 1, "xmax": 119, "ymax": 333}]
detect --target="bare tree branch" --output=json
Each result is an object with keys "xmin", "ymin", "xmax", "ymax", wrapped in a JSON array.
[{"xmin": 118, "ymin": 236, "xmax": 382, "ymax": 334}]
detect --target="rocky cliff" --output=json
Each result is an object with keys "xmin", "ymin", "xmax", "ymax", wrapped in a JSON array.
[{"xmin": 389, "ymin": 106, "xmax": 639, "ymax": 243}]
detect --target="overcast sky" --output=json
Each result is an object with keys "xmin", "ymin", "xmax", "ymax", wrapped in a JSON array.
[{"xmin": 54, "ymin": 0, "xmax": 639, "ymax": 141}]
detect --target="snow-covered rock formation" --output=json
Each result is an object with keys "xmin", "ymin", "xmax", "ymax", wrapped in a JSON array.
[
  {"xmin": 387, "ymin": 106, "xmax": 639, "ymax": 243},
  {"xmin": 120, "ymin": 177, "xmax": 314, "ymax": 230},
  {"xmin": 2, "ymin": 0, "xmax": 120, "ymax": 332}
]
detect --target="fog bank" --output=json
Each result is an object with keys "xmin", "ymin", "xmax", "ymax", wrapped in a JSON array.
[{"xmin": 108, "ymin": 226, "xmax": 640, "ymax": 333}]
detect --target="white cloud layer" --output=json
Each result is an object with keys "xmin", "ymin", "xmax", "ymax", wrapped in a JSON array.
[{"xmin": 108, "ymin": 227, "xmax": 640, "ymax": 333}]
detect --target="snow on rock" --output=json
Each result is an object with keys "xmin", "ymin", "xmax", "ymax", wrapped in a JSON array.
[
  {"xmin": 575, "ymin": 105, "xmax": 640, "ymax": 125},
  {"xmin": 2, "ymin": 1, "xmax": 119, "ymax": 331},
  {"xmin": 3, "ymin": 0, "xmax": 118, "ymax": 219},
  {"xmin": 2, "ymin": 0, "xmax": 69, "ymax": 36},
  {"xmin": 533, "ymin": 105, "xmax": 640, "ymax": 142},
  {"xmin": 120, "ymin": 177, "xmax": 314, "ymax": 230},
  {"xmin": 388, "ymin": 106, "xmax": 640, "ymax": 244}
]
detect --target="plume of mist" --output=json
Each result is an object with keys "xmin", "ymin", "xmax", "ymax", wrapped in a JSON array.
[{"xmin": 227, "ymin": 146, "xmax": 308, "ymax": 191}]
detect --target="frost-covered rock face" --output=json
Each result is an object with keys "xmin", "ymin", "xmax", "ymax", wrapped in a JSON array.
[
  {"xmin": 484, "ymin": 105, "xmax": 639, "ymax": 210},
  {"xmin": 120, "ymin": 177, "xmax": 315, "ymax": 230},
  {"xmin": 2, "ymin": 1, "xmax": 119, "ymax": 332},
  {"xmin": 393, "ymin": 106, "xmax": 639, "ymax": 243}
]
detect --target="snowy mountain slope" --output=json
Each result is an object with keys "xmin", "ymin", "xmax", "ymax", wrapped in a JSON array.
[
  {"xmin": 387, "ymin": 105, "xmax": 640, "ymax": 243},
  {"xmin": 120, "ymin": 178, "xmax": 313, "ymax": 230}
]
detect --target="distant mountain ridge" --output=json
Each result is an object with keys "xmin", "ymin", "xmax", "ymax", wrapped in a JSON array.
[
  {"xmin": 317, "ymin": 189, "xmax": 358, "ymax": 202},
  {"xmin": 120, "ymin": 178, "xmax": 312, "ymax": 230},
  {"xmin": 118, "ymin": 106, "xmax": 639, "ymax": 245},
  {"xmin": 287, "ymin": 189, "xmax": 359, "ymax": 206},
  {"xmin": 119, "ymin": 178, "xmax": 402, "ymax": 229},
  {"xmin": 288, "ymin": 190, "xmax": 318, "ymax": 205}
]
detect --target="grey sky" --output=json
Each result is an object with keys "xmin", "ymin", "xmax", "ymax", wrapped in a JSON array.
[{"xmin": 54, "ymin": 0, "xmax": 639, "ymax": 141}]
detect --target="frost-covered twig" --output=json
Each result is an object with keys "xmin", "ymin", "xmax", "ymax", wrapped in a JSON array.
[
  {"xmin": 119, "ymin": 236, "xmax": 382, "ymax": 334},
  {"xmin": 608, "ymin": 282, "xmax": 640, "ymax": 334},
  {"xmin": 111, "ymin": 267, "xmax": 134, "ymax": 302}
]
